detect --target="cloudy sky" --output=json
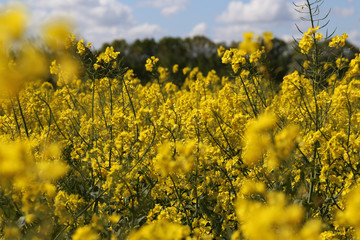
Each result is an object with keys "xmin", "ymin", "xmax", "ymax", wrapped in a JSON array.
[{"xmin": 2, "ymin": 0, "xmax": 359, "ymax": 48}]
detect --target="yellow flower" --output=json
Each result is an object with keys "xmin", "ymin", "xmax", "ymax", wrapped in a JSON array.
[
  {"xmin": 340, "ymin": 33, "xmax": 348, "ymax": 47},
  {"xmin": 50, "ymin": 60, "xmax": 59, "ymax": 75},
  {"xmin": 128, "ymin": 220, "xmax": 191, "ymax": 240},
  {"xmin": 172, "ymin": 64, "xmax": 179, "ymax": 73},
  {"xmin": 77, "ymin": 39, "xmax": 86, "ymax": 55},
  {"xmin": 329, "ymin": 33, "xmax": 347, "ymax": 48},
  {"xmin": 263, "ymin": 31, "xmax": 273, "ymax": 40},
  {"xmin": 299, "ymin": 34, "xmax": 313, "ymax": 54},
  {"xmin": 182, "ymin": 66, "xmax": 191, "ymax": 75},
  {"xmin": 108, "ymin": 214, "xmax": 121, "ymax": 224},
  {"xmin": 298, "ymin": 26, "xmax": 321, "ymax": 54},
  {"xmin": 158, "ymin": 66, "xmax": 168, "ymax": 81},
  {"xmin": 217, "ymin": 45, "xmax": 225, "ymax": 57},
  {"xmin": 43, "ymin": 182, "xmax": 57, "ymax": 198},
  {"xmin": 240, "ymin": 179, "xmax": 266, "ymax": 196},
  {"xmin": 154, "ymin": 140, "xmax": 196, "ymax": 177},
  {"xmin": 337, "ymin": 184, "xmax": 360, "ymax": 229},
  {"xmin": 249, "ymin": 48, "xmax": 264, "ymax": 63},
  {"xmin": 37, "ymin": 160, "xmax": 68, "ymax": 181},
  {"xmin": 336, "ymin": 57, "xmax": 348, "ymax": 69},
  {"xmin": 315, "ymin": 32, "xmax": 323, "ymax": 41},
  {"xmin": 323, "ymin": 62, "xmax": 332, "ymax": 70},
  {"xmin": 235, "ymin": 190, "xmax": 318, "ymax": 240},
  {"xmin": 43, "ymin": 19, "xmax": 73, "ymax": 50},
  {"xmin": 0, "ymin": 4, "xmax": 27, "ymax": 41},
  {"xmin": 93, "ymin": 63, "xmax": 101, "ymax": 70},
  {"xmin": 303, "ymin": 60, "xmax": 310, "ymax": 69},
  {"xmin": 72, "ymin": 225, "xmax": 99, "ymax": 240},
  {"xmin": 96, "ymin": 46, "xmax": 120, "ymax": 63},
  {"xmin": 239, "ymin": 32, "xmax": 259, "ymax": 54},
  {"xmin": 263, "ymin": 31, "xmax": 273, "ymax": 50},
  {"xmin": 306, "ymin": 26, "xmax": 319, "ymax": 35},
  {"xmin": 242, "ymin": 112, "xmax": 277, "ymax": 166},
  {"xmin": 65, "ymin": 33, "xmax": 76, "ymax": 49},
  {"xmin": 3, "ymin": 226, "xmax": 21, "ymax": 239},
  {"xmin": 145, "ymin": 56, "xmax": 159, "ymax": 72},
  {"xmin": 0, "ymin": 141, "xmax": 32, "ymax": 180}
]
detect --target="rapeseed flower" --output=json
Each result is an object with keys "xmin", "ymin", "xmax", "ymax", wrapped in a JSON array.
[
  {"xmin": 329, "ymin": 33, "xmax": 348, "ymax": 48},
  {"xmin": 43, "ymin": 19, "xmax": 73, "ymax": 50},
  {"xmin": 145, "ymin": 56, "xmax": 159, "ymax": 72},
  {"xmin": 0, "ymin": 3, "xmax": 27, "ymax": 42}
]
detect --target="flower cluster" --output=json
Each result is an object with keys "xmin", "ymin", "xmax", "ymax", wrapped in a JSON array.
[
  {"xmin": 329, "ymin": 33, "xmax": 348, "ymax": 48},
  {"xmin": 145, "ymin": 56, "xmax": 159, "ymax": 72},
  {"xmin": 298, "ymin": 26, "xmax": 319, "ymax": 54}
]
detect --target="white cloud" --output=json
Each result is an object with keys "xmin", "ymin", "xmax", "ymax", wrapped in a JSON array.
[
  {"xmin": 25, "ymin": 0, "xmax": 87, "ymax": 8},
  {"xmin": 127, "ymin": 23, "xmax": 163, "ymax": 39},
  {"xmin": 279, "ymin": 34, "xmax": 296, "ymax": 43},
  {"xmin": 27, "ymin": 0, "xmax": 136, "ymax": 26},
  {"xmin": 161, "ymin": 5, "xmax": 182, "ymax": 17},
  {"xmin": 334, "ymin": 7, "xmax": 355, "ymax": 18},
  {"xmin": 213, "ymin": 0, "xmax": 303, "ymax": 44},
  {"xmin": 137, "ymin": 0, "xmax": 189, "ymax": 17},
  {"xmin": 188, "ymin": 22, "xmax": 207, "ymax": 37},
  {"xmin": 22, "ymin": 0, "xmax": 162, "ymax": 48},
  {"xmin": 348, "ymin": 30, "xmax": 360, "ymax": 47},
  {"xmin": 214, "ymin": 25, "xmax": 262, "ymax": 44},
  {"xmin": 216, "ymin": 0, "xmax": 295, "ymax": 24},
  {"xmin": 81, "ymin": 23, "xmax": 162, "ymax": 47}
]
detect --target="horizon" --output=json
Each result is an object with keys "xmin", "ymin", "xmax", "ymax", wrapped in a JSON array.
[{"xmin": 1, "ymin": 0, "xmax": 359, "ymax": 48}]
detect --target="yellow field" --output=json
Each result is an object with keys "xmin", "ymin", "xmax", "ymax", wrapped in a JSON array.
[{"xmin": 1, "ymin": 1, "xmax": 360, "ymax": 239}]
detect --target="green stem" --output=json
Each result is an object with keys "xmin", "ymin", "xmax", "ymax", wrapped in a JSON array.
[
  {"xmin": 108, "ymin": 77, "xmax": 113, "ymax": 169},
  {"xmin": 16, "ymin": 94, "xmax": 29, "ymax": 138},
  {"xmin": 10, "ymin": 97, "xmax": 21, "ymax": 138}
]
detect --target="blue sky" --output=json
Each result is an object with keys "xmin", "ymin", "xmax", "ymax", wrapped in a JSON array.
[{"xmin": 1, "ymin": 0, "xmax": 359, "ymax": 48}]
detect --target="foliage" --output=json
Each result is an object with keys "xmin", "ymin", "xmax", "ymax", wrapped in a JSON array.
[{"xmin": 100, "ymin": 35, "xmax": 297, "ymax": 86}]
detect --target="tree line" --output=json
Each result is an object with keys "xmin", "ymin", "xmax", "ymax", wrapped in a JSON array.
[{"xmin": 98, "ymin": 35, "xmax": 358, "ymax": 86}]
